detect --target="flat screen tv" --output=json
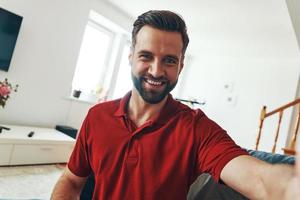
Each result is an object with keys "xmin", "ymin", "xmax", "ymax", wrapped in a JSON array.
[{"xmin": 0, "ymin": 7, "xmax": 23, "ymax": 71}]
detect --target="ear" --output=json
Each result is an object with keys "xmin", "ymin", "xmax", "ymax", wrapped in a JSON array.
[
  {"xmin": 128, "ymin": 50, "xmax": 133, "ymax": 66},
  {"xmin": 178, "ymin": 56, "xmax": 185, "ymax": 75}
]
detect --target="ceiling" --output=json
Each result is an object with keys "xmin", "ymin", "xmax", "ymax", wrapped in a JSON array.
[{"xmin": 104, "ymin": 0, "xmax": 299, "ymax": 58}]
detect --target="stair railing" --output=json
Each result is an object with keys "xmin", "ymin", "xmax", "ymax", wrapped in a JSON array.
[{"xmin": 255, "ymin": 98, "xmax": 300, "ymax": 154}]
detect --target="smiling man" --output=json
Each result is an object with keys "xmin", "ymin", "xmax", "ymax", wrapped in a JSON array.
[
  {"xmin": 130, "ymin": 25, "xmax": 182, "ymax": 105},
  {"xmin": 128, "ymin": 23, "xmax": 185, "ymax": 127},
  {"xmin": 52, "ymin": 10, "xmax": 300, "ymax": 200}
]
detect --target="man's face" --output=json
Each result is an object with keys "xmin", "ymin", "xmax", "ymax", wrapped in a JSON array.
[{"xmin": 129, "ymin": 25, "xmax": 184, "ymax": 104}]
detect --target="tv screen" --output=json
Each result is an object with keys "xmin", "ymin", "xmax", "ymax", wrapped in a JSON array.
[{"xmin": 0, "ymin": 7, "xmax": 23, "ymax": 71}]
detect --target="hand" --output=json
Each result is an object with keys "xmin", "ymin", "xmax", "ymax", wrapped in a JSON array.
[{"xmin": 284, "ymin": 152, "xmax": 300, "ymax": 199}]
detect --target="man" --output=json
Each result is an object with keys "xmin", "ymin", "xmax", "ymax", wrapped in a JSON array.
[{"xmin": 52, "ymin": 10, "xmax": 300, "ymax": 199}]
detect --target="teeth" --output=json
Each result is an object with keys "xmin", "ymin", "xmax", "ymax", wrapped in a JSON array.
[{"xmin": 146, "ymin": 79, "xmax": 163, "ymax": 86}]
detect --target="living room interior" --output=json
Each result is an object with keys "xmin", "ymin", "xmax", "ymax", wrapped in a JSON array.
[{"xmin": 0, "ymin": 0, "xmax": 299, "ymax": 199}]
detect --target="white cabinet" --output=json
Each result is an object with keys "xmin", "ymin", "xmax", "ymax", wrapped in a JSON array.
[
  {"xmin": 0, "ymin": 144, "xmax": 13, "ymax": 165},
  {"xmin": 0, "ymin": 125, "xmax": 76, "ymax": 166},
  {"xmin": 10, "ymin": 144, "xmax": 74, "ymax": 165}
]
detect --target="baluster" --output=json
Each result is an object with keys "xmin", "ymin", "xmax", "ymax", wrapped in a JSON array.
[
  {"xmin": 290, "ymin": 103, "xmax": 300, "ymax": 151},
  {"xmin": 272, "ymin": 110, "xmax": 283, "ymax": 153},
  {"xmin": 255, "ymin": 106, "xmax": 266, "ymax": 150}
]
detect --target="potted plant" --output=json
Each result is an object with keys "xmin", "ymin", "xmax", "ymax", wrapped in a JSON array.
[{"xmin": 0, "ymin": 78, "xmax": 18, "ymax": 108}]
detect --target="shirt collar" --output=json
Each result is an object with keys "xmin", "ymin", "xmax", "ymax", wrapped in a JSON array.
[
  {"xmin": 114, "ymin": 91, "xmax": 187, "ymax": 125},
  {"xmin": 114, "ymin": 91, "xmax": 131, "ymax": 117}
]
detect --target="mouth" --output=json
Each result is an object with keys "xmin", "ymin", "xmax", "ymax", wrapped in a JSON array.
[
  {"xmin": 142, "ymin": 77, "xmax": 167, "ymax": 90},
  {"xmin": 145, "ymin": 78, "xmax": 164, "ymax": 86}
]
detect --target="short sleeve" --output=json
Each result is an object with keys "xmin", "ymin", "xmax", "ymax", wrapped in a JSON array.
[
  {"xmin": 67, "ymin": 113, "xmax": 92, "ymax": 177},
  {"xmin": 196, "ymin": 115, "xmax": 248, "ymax": 182}
]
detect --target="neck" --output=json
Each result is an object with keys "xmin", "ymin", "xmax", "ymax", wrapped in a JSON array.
[{"xmin": 128, "ymin": 89, "xmax": 168, "ymax": 127}]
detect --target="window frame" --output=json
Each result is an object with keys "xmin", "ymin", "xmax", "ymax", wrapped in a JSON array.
[{"xmin": 70, "ymin": 11, "xmax": 131, "ymax": 103}]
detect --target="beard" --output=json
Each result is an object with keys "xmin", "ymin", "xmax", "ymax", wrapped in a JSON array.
[{"xmin": 131, "ymin": 72, "xmax": 177, "ymax": 104}]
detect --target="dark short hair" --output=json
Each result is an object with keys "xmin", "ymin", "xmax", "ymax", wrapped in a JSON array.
[{"xmin": 132, "ymin": 10, "xmax": 189, "ymax": 55}]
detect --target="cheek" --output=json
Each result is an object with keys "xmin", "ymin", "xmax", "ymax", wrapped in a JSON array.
[
  {"xmin": 132, "ymin": 60, "xmax": 149, "ymax": 74},
  {"xmin": 166, "ymin": 68, "xmax": 181, "ymax": 80}
]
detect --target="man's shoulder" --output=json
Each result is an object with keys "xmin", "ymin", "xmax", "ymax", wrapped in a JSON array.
[
  {"xmin": 174, "ymin": 103, "xmax": 220, "ymax": 129},
  {"xmin": 88, "ymin": 98, "xmax": 121, "ymax": 116},
  {"xmin": 175, "ymin": 102, "xmax": 206, "ymax": 119},
  {"xmin": 169, "ymin": 104, "xmax": 208, "ymax": 129}
]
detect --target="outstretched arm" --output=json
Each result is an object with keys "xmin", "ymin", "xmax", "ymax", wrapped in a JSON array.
[
  {"xmin": 51, "ymin": 167, "xmax": 87, "ymax": 200},
  {"xmin": 220, "ymin": 154, "xmax": 298, "ymax": 200},
  {"xmin": 284, "ymin": 153, "xmax": 300, "ymax": 199}
]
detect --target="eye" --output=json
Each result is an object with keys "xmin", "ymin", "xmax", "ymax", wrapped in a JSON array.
[
  {"xmin": 139, "ymin": 54, "xmax": 152, "ymax": 61},
  {"xmin": 164, "ymin": 57, "xmax": 178, "ymax": 65}
]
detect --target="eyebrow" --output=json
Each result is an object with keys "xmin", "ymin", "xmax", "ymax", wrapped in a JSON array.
[
  {"xmin": 137, "ymin": 50, "xmax": 179, "ymax": 61},
  {"xmin": 137, "ymin": 50, "xmax": 153, "ymax": 55}
]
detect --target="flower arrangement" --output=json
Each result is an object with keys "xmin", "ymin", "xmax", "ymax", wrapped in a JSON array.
[{"xmin": 0, "ymin": 78, "xmax": 18, "ymax": 108}]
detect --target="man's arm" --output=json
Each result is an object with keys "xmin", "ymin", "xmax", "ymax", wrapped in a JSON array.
[
  {"xmin": 284, "ymin": 153, "xmax": 300, "ymax": 199},
  {"xmin": 51, "ymin": 167, "xmax": 88, "ymax": 200},
  {"xmin": 220, "ymin": 154, "xmax": 297, "ymax": 200}
]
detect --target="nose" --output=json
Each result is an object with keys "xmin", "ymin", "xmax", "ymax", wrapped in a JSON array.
[{"xmin": 148, "ymin": 60, "xmax": 165, "ymax": 78}]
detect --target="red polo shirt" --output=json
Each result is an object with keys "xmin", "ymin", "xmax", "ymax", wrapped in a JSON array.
[{"xmin": 68, "ymin": 92, "xmax": 248, "ymax": 199}]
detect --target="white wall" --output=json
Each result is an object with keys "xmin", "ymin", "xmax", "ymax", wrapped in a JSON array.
[
  {"xmin": 177, "ymin": 1, "xmax": 300, "ymax": 152},
  {"xmin": 181, "ymin": 56, "xmax": 299, "ymax": 151},
  {"xmin": 0, "ymin": 0, "xmax": 133, "ymax": 129},
  {"xmin": 286, "ymin": 0, "xmax": 300, "ymax": 148},
  {"xmin": 286, "ymin": 0, "xmax": 300, "ymax": 48}
]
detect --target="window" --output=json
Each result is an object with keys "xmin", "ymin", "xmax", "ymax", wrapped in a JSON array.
[
  {"xmin": 72, "ymin": 22, "xmax": 114, "ymax": 95},
  {"xmin": 111, "ymin": 42, "xmax": 132, "ymax": 99},
  {"xmin": 71, "ymin": 10, "xmax": 131, "ymax": 103}
]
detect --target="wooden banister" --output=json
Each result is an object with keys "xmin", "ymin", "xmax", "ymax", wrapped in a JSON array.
[
  {"xmin": 265, "ymin": 98, "xmax": 300, "ymax": 118},
  {"xmin": 255, "ymin": 98, "xmax": 300, "ymax": 154}
]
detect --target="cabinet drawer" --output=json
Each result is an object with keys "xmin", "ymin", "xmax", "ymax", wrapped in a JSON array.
[
  {"xmin": 0, "ymin": 144, "xmax": 13, "ymax": 165},
  {"xmin": 10, "ymin": 144, "xmax": 74, "ymax": 165}
]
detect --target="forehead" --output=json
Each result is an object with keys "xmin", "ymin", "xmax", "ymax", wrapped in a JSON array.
[{"xmin": 134, "ymin": 25, "xmax": 183, "ymax": 55}]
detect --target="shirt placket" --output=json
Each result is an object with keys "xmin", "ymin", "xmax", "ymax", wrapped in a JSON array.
[{"xmin": 124, "ymin": 119, "xmax": 152, "ymax": 166}]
